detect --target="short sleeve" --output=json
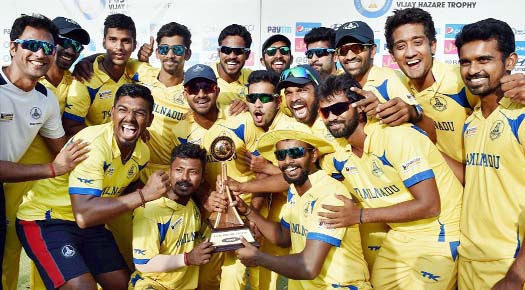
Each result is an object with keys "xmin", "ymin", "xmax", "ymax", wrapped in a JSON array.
[
  {"xmin": 280, "ymin": 189, "xmax": 292, "ymax": 230},
  {"xmin": 307, "ymin": 191, "xmax": 347, "ymax": 247},
  {"xmin": 68, "ymin": 141, "xmax": 105, "ymax": 196},
  {"xmin": 132, "ymin": 207, "xmax": 161, "ymax": 264},
  {"xmin": 64, "ymin": 80, "xmax": 91, "ymax": 123}
]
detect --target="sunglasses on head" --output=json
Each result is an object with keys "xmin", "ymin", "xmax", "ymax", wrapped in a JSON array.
[
  {"xmin": 274, "ymin": 146, "xmax": 313, "ymax": 161},
  {"xmin": 58, "ymin": 36, "xmax": 84, "ymax": 53},
  {"xmin": 280, "ymin": 66, "xmax": 319, "ymax": 85},
  {"xmin": 305, "ymin": 48, "xmax": 336, "ymax": 59},
  {"xmin": 157, "ymin": 44, "xmax": 186, "ymax": 56},
  {"xmin": 14, "ymin": 39, "xmax": 55, "ymax": 55},
  {"xmin": 264, "ymin": 46, "xmax": 291, "ymax": 56},
  {"xmin": 336, "ymin": 43, "xmax": 373, "ymax": 56},
  {"xmin": 319, "ymin": 101, "xmax": 352, "ymax": 119},
  {"xmin": 218, "ymin": 46, "xmax": 250, "ymax": 55},
  {"xmin": 185, "ymin": 81, "xmax": 217, "ymax": 95},
  {"xmin": 246, "ymin": 93, "xmax": 278, "ymax": 104}
]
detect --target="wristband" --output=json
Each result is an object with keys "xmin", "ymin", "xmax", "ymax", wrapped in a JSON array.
[
  {"xmin": 359, "ymin": 208, "xmax": 364, "ymax": 224},
  {"xmin": 183, "ymin": 252, "xmax": 189, "ymax": 266},
  {"xmin": 138, "ymin": 189, "xmax": 146, "ymax": 208},
  {"xmin": 412, "ymin": 105, "xmax": 424, "ymax": 123},
  {"xmin": 49, "ymin": 163, "xmax": 56, "ymax": 178}
]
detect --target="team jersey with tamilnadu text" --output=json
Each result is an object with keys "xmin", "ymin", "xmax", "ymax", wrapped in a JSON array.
[
  {"xmin": 460, "ymin": 97, "xmax": 525, "ymax": 261},
  {"xmin": 322, "ymin": 123, "xmax": 462, "ymax": 238},
  {"xmin": 171, "ymin": 110, "xmax": 257, "ymax": 204},
  {"xmin": 0, "ymin": 68, "xmax": 64, "ymax": 162},
  {"xmin": 64, "ymin": 55, "xmax": 134, "ymax": 126},
  {"xmin": 213, "ymin": 63, "xmax": 251, "ymax": 113},
  {"xmin": 280, "ymin": 170, "xmax": 369, "ymax": 289},
  {"xmin": 128, "ymin": 60, "xmax": 190, "ymax": 179},
  {"xmin": 401, "ymin": 60, "xmax": 477, "ymax": 162},
  {"xmin": 130, "ymin": 197, "xmax": 203, "ymax": 290},
  {"xmin": 17, "ymin": 122, "xmax": 149, "ymax": 221}
]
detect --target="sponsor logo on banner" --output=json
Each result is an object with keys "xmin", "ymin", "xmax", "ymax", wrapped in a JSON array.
[
  {"xmin": 354, "ymin": 0, "xmax": 393, "ymax": 18},
  {"xmin": 330, "ymin": 23, "xmax": 342, "ymax": 30},
  {"xmin": 295, "ymin": 22, "xmax": 321, "ymax": 37},
  {"xmin": 444, "ymin": 24, "xmax": 464, "ymax": 39},
  {"xmin": 267, "ymin": 26, "xmax": 292, "ymax": 34},
  {"xmin": 75, "ymin": 0, "xmax": 106, "ymax": 20},
  {"xmin": 107, "ymin": 0, "xmax": 129, "ymax": 14},
  {"xmin": 512, "ymin": 28, "xmax": 525, "ymax": 36},
  {"xmin": 443, "ymin": 40, "xmax": 457, "ymax": 54},
  {"xmin": 514, "ymin": 57, "xmax": 525, "ymax": 72},
  {"xmin": 382, "ymin": 55, "xmax": 399, "ymax": 69},
  {"xmin": 295, "ymin": 38, "xmax": 307, "ymax": 52},
  {"xmin": 516, "ymin": 41, "xmax": 525, "ymax": 56},
  {"xmin": 444, "ymin": 58, "xmax": 460, "ymax": 65},
  {"xmin": 374, "ymin": 39, "xmax": 381, "ymax": 54}
]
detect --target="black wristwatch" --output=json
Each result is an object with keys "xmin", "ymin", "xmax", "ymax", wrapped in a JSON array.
[{"xmin": 411, "ymin": 105, "xmax": 424, "ymax": 123}]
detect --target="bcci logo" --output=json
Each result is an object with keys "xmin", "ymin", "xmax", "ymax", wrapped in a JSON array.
[
  {"xmin": 30, "ymin": 107, "xmax": 42, "ymax": 120},
  {"xmin": 173, "ymin": 92, "xmax": 185, "ymax": 105},
  {"xmin": 371, "ymin": 160, "xmax": 383, "ymax": 177},
  {"xmin": 354, "ymin": 0, "xmax": 393, "ymax": 18},
  {"xmin": 489, "ymin": 120, "xmax": 504, "ymax": 140},
  {"xmin": 61, "ymin": 244, "xmax": 75, "ymax": 258},
  {"xmin": 430, "ymin": 96, "xmax": 447, "ymax": 112}
]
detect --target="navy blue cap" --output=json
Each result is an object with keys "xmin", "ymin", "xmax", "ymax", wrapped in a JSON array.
[
  {"xmin": 277, "ymin": 64, "xmax": 321, "ymax": 90},
  {"xmin": 335, "ymin": 21, "xmax": 374, "ymax": 48},
  {"xmin": 52, "ymin": 17, "xmax": 90, "ymax": 45},
  {"xmin": 184, "ymin": 64, "xmax": 217, "ymax": 85}
]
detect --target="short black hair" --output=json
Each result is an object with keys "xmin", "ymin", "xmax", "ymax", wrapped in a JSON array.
[
  {"xmin": 10, "ymin": 14, "xmax": 58, "ymax": 43},
  {"xmin": 317, "ymin": 73, "xmax": 364, "ymax": 103},
  {"xmin": 384, "ymin": 8, "xmax": 436, "ymax": 53},
  {"xmin": 218, "ymin": 24, "xmax": 252, "ymax": 48},
  {"xmin": 170, "ymin": 143, "xmax": 207, "ymax": 174},
  {"xmin": 156, "ymin": 22, "xmax": 192, "ymax": 49},
  {"xmin": 103, "ymin": 13, "xmax": 136, "ymax": 43},
  {"xmin": 304, "ymin": 27, "xmax": 335, "ymax": 48},
  {"xmin": 247, "ymin": 70, "xmax": 280, "ymax": 93},
  {"xmin": 114, "ymin": 83, "xmax": 154, "ymax": 113},
  {"xmin": 455, "ymin": 18, "xmax": 515, "ymax": 60}
]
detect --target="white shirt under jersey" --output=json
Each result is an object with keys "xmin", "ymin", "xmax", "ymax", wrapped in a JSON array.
[{"xmin": 0, "ymin": 67, "xmax": 64, "ymax": 162}]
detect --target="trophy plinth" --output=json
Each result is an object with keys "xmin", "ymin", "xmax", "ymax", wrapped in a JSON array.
[{"xmin": 208, "ymin": 136, "xmax": 258, "ymax": 252}]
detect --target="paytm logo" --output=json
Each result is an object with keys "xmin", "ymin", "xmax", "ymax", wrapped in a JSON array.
[
  {"xmin": 295, "ymin": 22, "xmax": 321, "ymax": 37},
  {"xmin": 267, "ymin": 25, "xmax": 292, "ymax": 34},
  {"xmin": 516, "ymin": 41, "xmax": 525, "ymax": 56},
  {"xmin": 444, "ymin": 24, "xmax": 464, "ymax": 39}
]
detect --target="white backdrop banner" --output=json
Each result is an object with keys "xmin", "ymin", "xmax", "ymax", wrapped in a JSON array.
[{"xmin": 1, "ymin": 0, "xmax": 524, "ymax": 72}]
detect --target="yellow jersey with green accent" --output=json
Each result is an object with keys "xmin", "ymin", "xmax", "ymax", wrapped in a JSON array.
[
  {"xmin": 128, "ymin": 60, "xmax": 190, "ymax": 178},
  {"xmin": 280, "ymin": 170, "xmax": 369, "ymax": 289},
  {"xmin": 401, "ymin": 60, "xmax": 478, "ymax": 162},
  {"xmin": 130, "ymin": 197, "xmax": 203, "ymax": 290},
  {"xmin": 17, "ymin": 123, "xmax": 149, "ymax": 222},
  {"xmin": 64, "ymin": 55, "xmax": 134, "ymax": 126},
  {"xmin": 460, "ymin": 97, "xmax": 525, "ymax": 261},
  {"xmin": 212, "ymin": 63, "xmax": 251, "ymax": 112},
  {"xmin": 322, "ymin": 123, "xmax": 462, "ymax": 238},
  {"xmin": 171, "ymin": 110, "xmax": 257, "ymax": 203}
]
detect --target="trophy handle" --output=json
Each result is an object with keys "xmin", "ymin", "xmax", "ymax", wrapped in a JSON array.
[{"xmin": 221, "ymin": 161, "xmax": 244, "ymax": 225}]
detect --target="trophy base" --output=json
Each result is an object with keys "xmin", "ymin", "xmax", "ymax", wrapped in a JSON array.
[{"xmin": 208, "ymin": 225, "xmax": 260, "ymax": 252}]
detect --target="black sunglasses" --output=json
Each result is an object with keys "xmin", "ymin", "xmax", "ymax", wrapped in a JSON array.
[
  {"xmin": 264, "ymin": 46, "xmax": 291, "ymax": 56},
  {"xmin": 305, "ymin": 48, "xmax": 335, "ymax": 59},
  {"xmin": 218, "ymin": 46, "xmax": 250, "ymax": 55},
  {"xmin": 319, "ymin": 101, "xmax": 352, "ymax": 119},
  {"xmin": 246, "ymin": 93, "xmax": 278, "ymax": 104},
  {"xmin": 274, "ymin": 146, "xmax": 313, "ymax": 161},
  {"xmin": 336, "ymin": 43, "xmax": 373, "ymax": 56},
  {"xmin": 58, "ymin": 36, "xmax": 84, "ymax": 53},
  {"xmin": 185, "ymin": 81, "xmax": 217, "ymax": 95}
]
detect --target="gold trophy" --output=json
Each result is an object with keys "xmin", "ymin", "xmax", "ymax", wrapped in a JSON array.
[{"xmin": 208, "ymin": 136, "xmax": 258, "ymax": 251}]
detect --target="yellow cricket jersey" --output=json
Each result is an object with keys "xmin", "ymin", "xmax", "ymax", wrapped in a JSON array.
[
  {"xmin": 281, "ymin": 170, "xmax": 369, "ymax": 289},
  {"xmin": 212, "ymin": 63, "xmax": 251, "ymax": 113},
  {"xmin": 460, "ymin": 97, "xmax": 525, "ymax": 261},
  {"xmin": 171, "ymin": 110, "xmax": 257, "ymax": 203},
  {"xmin": 127, "ymin": 60, "xmax": 190, "ymax": 179},
  {"xmin": 364, "ymin": 65, "xmax": 419, "ymax": 109},
  {"xmin": 64, "ymin": 55, "xmax": 134, "ymax": 126},
  {"xmin": 130, "ymin": 197, "xmax": 203, "ymax": 290},
  {"xmin": 401, "ymin": 60, "xmax": 478, "ymax": 162},
  {"xmin": 322, "ymin": 123, "xmax": 462, "ymax": 238},
  {"xmin": 17, "ymin": 123, "xmax": 149, "ymax": 221}
]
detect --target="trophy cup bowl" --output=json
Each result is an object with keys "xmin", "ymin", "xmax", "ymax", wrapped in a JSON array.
[{"xmin": 208, "ymin": 136, "xmax": 258, "ymax": 252}]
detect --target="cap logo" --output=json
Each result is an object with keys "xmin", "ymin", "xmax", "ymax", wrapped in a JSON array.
[
  {"xmin": 64, "ymin": 18, "xmax": 80, "ymax": 26},
  {"xmin": 342, "ymin": 22, "xmax": 359, "ymax": 30},
  {"xmin": 192, "ymin": 65, "xmax": 205, "ymax": 72}
]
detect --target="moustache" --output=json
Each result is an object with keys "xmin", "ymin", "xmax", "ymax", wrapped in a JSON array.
[{"xmin": 175, "ymin": 181, "xmax": 192, "ymax": 188}]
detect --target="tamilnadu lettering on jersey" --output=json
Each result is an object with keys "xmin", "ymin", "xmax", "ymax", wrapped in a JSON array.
[
  {"xmin": 354, "ymin": 185, "xmax": 401, "ymax": 200},
  {"xmin": 153, "ymin": 102, "xmax": 186, "ymax": 120},
  {"xmin": 465, "ymin": 152, "xmax": 501, "ymax": 169}
]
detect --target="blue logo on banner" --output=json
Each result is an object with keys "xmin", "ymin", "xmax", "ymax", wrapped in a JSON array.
[
  {"xmin": 295, "ymin": 22, "xmax": 322, "ymax": 37},
  {"xmin": 516, "ymin": 41, "xmax": 525, "ymax": 56},
  {"xmin": 444, "ymin": 24, "xmax": 464, "ymax": 39},
  {"xmin": 374, "ymin": 39, "xmax": 380, "ymax": 54},
  {"xmin": 354, "ymin": 0, "xmax": 393, "ymax": 18}
]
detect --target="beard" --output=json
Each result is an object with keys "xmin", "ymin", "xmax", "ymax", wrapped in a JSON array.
[
  {"xmin": 281, "ymin": 164, "xmax": 309, "ymax": 186},
  {"xmin": 327, "ymin": 111, "xmax": 359, "ymax": 138}
]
